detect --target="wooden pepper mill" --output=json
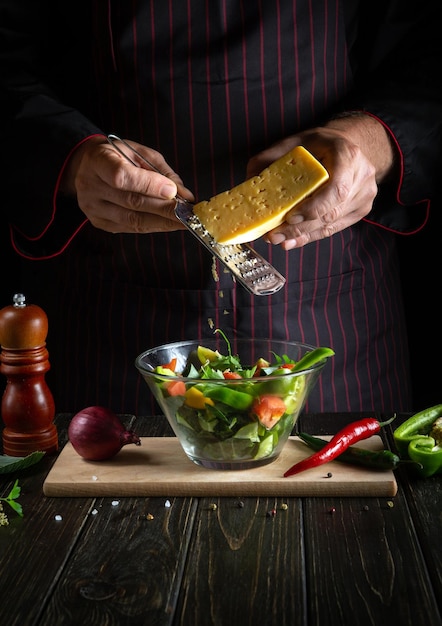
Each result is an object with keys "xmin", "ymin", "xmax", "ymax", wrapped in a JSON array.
[{"xmin": 0, "ymin": 293, "xmax": 58, "ymax": 456}]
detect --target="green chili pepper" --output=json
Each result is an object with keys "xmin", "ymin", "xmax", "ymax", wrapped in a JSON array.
[
  {"xmin": 298, "ymin": 432, "xmax": 405, "ymax": 471},
  {"xmin": 393, "ymin": 404, "xmax": 442, "ymax": 478},
  {"xmin": 204, "ymin": 386, "xmax": 254, "ymax": 410},
  {"xmin": 291, "ymin": 347, "xmax": 335, "ymax": 372}
]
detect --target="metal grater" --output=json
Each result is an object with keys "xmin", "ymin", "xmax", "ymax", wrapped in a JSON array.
[
  {"xmin": 174, "ymin": 202, "xmax": 285, "ymax": 296},
  {"xmin": 107, "ymin": 134, "xmax": 286, "ymax": 296}
]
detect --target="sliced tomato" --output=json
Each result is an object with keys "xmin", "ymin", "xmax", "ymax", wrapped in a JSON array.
[
  {"xmin": 165, "ymin": 379, "xmax": 186, "ymax": 396},
  {"xmin": 251, "ymin": 395, "xmax": 286, "ymax": 429},
  {"xmin": 223, "ymin": 370, "xmax": 242, "ymax": 379}
]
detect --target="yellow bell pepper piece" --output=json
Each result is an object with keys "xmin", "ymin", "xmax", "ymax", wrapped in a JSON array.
[{"xmin": 184, "ymin": 387, "xmax": 215, "ymax": 409}]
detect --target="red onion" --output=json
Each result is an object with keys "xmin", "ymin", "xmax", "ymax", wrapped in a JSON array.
[{"xmin": 68, "ymin": 406, "xmax": 141, "ymax": 461}]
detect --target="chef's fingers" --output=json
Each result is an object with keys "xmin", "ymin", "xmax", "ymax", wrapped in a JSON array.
[
  {"xmin": 90, "ymin": 141, "xmax": 194, "ymax": 203},
  {"xmin": 86, "ymin": 198, "xmax": 187, "ymax": 234},
  {"xmin": 266, "ymin": 207, "xmax": 368, "ymax": 250},
  {"xmin": 265, "ymin": 173, "xmax": 377, "ymax": 249},
  {"xmin": 72, "ymin": 138, "xmax": 193, "ymax": 233},
  {"xmin": 265, "ymin": 137, "xmax": 378, "ymax": 248}
]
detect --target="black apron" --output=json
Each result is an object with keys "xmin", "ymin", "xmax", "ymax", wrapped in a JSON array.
[{"xmin": 16, "ymin": 1, "xmax": 412, "ymax": 414}]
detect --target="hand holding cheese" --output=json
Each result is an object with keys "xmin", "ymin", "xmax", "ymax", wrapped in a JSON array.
[{"xmin": 193, "ymin": 146, "xmax": 329, "ymax": 245}]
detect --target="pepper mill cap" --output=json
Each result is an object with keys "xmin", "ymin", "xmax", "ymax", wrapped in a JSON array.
[
  {"xmin": 12, "ymin": 293, "xmax": 26, "ymax": 307},
  {"xmin": 0, "ymin": 293, "xmax": 49, "ymax": 349}
]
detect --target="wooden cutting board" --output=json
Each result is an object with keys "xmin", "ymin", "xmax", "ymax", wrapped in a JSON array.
[{"xmin": 43, "ymin": 436, "xmax": 397, "ymax": 497}]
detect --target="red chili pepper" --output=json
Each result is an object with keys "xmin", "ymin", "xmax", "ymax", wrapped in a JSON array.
[{"xmin": 283, "ymin": 416, "xmax": 396, "ymax": 477}]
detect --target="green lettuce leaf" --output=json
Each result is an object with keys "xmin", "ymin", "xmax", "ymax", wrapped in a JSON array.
[{"xmin": 0, "ymin": 451, "xmax": 46, "ymax": 474}]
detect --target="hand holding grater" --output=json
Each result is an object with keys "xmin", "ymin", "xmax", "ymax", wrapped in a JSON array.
[{"xmin": 107, "ymin": 134, "xmax": 286, "ymax": 296}]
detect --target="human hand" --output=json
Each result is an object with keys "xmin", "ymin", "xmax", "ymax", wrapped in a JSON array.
[
  {"xmin": 61, "ymin": 135, "xmax": 194, "ymax": 234},
  {"xmin": 246, "ymin": 115, "xmax": 396, "ymax": 250}
]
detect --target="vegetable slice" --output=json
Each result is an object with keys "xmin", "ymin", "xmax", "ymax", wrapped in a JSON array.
[
  {"xmin": 166, "ymin": 380, "xmax": 186, "ymax": 396},
  {"xmin": 291, "ymin": 347, "xmax": 335, "ymax": 372},
  {"xmin": 251, "ymin": 395, "xmax": 286, "ymax": 429}
]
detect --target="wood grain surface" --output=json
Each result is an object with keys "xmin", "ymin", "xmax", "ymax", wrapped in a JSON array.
[
  {"xmin": 2, "ymin": 413, "xmax": 441, "ymax": 626},
  {"xmin": 43, "ymin": 435, "xmax": 397, "ymax": 497}
]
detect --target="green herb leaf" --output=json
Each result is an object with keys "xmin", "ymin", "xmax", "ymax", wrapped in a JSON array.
[
  {"xmin": 6, "ymin": 499, "xmax": 23, "ymax": 517},
  {"xmin": 0, "ymin": 451, "xmax": 46, "ymax": 474},
  {"xmin": 212, "ymin": 328, "xmax": 242, "ymax": 371},
  {"xmin": 8, "ymin": 482, "xmax": 21, "ymax": 500},
  {"xmin": 200, "ymin": 364, "xmax": 225, "ymax": 379},
  {"xmin": 0, "ymin": 479, "xmax": 24, "ymax": 518}
]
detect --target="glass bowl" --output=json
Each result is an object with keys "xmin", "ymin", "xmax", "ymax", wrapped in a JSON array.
[{"xmin": 135, "ymin": 338, "xmax": 331, "ymax": 470}]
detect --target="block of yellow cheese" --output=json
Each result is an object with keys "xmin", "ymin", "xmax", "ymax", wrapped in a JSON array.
[{"xmin": 193, "ymin": 146, "xmax": 329, "ymax": 245}]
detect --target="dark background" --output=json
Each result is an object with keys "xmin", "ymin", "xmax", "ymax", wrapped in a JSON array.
[{"xmin": 397, "ymin": 193, "xmax": 441, "ymax": 411}]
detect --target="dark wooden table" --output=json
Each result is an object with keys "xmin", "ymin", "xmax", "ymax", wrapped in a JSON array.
[{"xmin": 1, "ymin": 412, "xmax": 441, "ymax": 626}]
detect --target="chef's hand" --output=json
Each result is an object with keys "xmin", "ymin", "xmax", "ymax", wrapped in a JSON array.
[
  {"xmin": 60, "ymin": 135, "xmax": 194, "ymax": 233},
  {"xmin": 246, "ymin": 114, "xmax": 398, "ymax": 250}
]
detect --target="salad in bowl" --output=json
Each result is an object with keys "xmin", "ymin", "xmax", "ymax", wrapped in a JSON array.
[{"xmin": 135, "ymin": 331, "xmax": 334, "ymax": 470}]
